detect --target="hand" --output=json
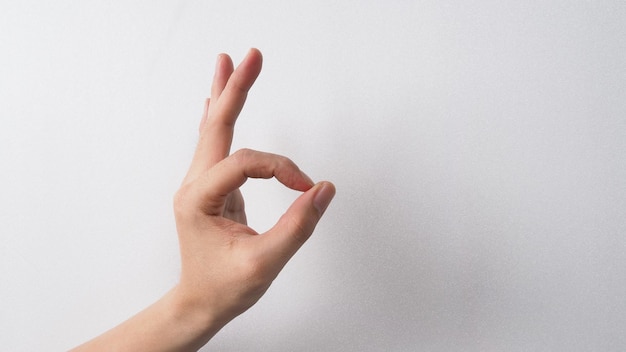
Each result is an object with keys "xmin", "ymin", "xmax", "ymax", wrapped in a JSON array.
[
  {"xmin": 172, "ymin": 48, "xmax": 336, "ymax": 343},
  {"xmin": 70, "ymin": 49, "xmax": 335, "ymax": 351}
]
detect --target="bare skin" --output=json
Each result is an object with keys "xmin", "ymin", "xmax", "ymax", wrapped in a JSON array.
[{"xmin": 72, "ymin": 48, "xmax": 336, "ymax": 351}]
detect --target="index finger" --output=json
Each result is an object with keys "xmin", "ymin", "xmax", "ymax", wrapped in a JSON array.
[{"xmin": 189, "ymin": 149, "xmax": 314, "ymax": 217}]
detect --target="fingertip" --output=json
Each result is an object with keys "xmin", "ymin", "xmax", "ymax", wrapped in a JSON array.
[
  {"xmin": 243, "ymin": 48, "xmax": 263, "ymax": 72},
  {"xmin": 313, "ymin": 181, "xmax": 336, "ymax": 215},
  {"xmin": 215, "ymin": 53, "xmax": 224, "ymax": 70},
  {"xmin": 216, "ymin": 53, "xmax": 230, "ymax": 65},
  {"xmin": 299, "ymin": 170, "xmax": 315, "ymax": 188},
  {"xmin": 248, "ymin": 47, "xmax": 262, "ymax": 60}
]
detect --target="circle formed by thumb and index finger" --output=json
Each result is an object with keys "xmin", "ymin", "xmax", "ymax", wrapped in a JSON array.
[{"xmin": 190, "ymin": 149, "xmax": 315, "ymax": 216}]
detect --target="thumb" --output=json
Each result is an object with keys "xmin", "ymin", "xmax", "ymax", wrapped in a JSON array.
[{"xmin": 262, "ymin": 181, "xmax": 336, "ymax": 262}]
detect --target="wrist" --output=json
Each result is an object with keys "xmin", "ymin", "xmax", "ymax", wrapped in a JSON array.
[
  {"xmin": 71, "ymin": 286, "xmax": 227, "ymax": 352},
  {"xmin": 166, "ymin": 285, "xmax": 228, "ymax": 349}
]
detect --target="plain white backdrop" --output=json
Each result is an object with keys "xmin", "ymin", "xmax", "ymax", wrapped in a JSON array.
[{"xmin": 1, "ymin": 1, "xmax": 625, "ymax": 351}]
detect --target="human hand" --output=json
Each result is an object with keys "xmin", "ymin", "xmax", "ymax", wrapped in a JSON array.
[
  {"xmin": 70, "ymin": 48, "xmax": 334, "ymax": 352},
  {"xmin": 172, "ymin": 49, "xmax": 336, "ymax": 341}
]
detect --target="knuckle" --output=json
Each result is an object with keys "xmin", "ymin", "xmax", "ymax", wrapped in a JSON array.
[
  {"xmin": 287, "ymin": 215, "xmax": 313, "ymax": 246},
  {"xmin": 278, "ymin": 155, "xmax": 295, "ymax": 169},
  {"xmin": 173, "ymin": 184, "xmax": 195, "ymax": 218},
  {"xmin": 232, "ymin": 148, "xmax": 254, "ymax": 163}
]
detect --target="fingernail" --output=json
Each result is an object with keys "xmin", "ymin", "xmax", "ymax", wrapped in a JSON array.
[{"xmin": 313, "ymin": 182, "xmax": 336, "ymax": 215}]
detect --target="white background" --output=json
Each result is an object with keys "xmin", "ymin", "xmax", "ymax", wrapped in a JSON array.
[{"xmin": 1, "ymin": 1, "xmax": 625, "ymax": 351}]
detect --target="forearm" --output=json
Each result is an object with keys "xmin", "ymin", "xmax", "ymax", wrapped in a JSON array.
[{"xmin": 71, "ymin": 286, "xmax": 224, "ymax": 352}]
